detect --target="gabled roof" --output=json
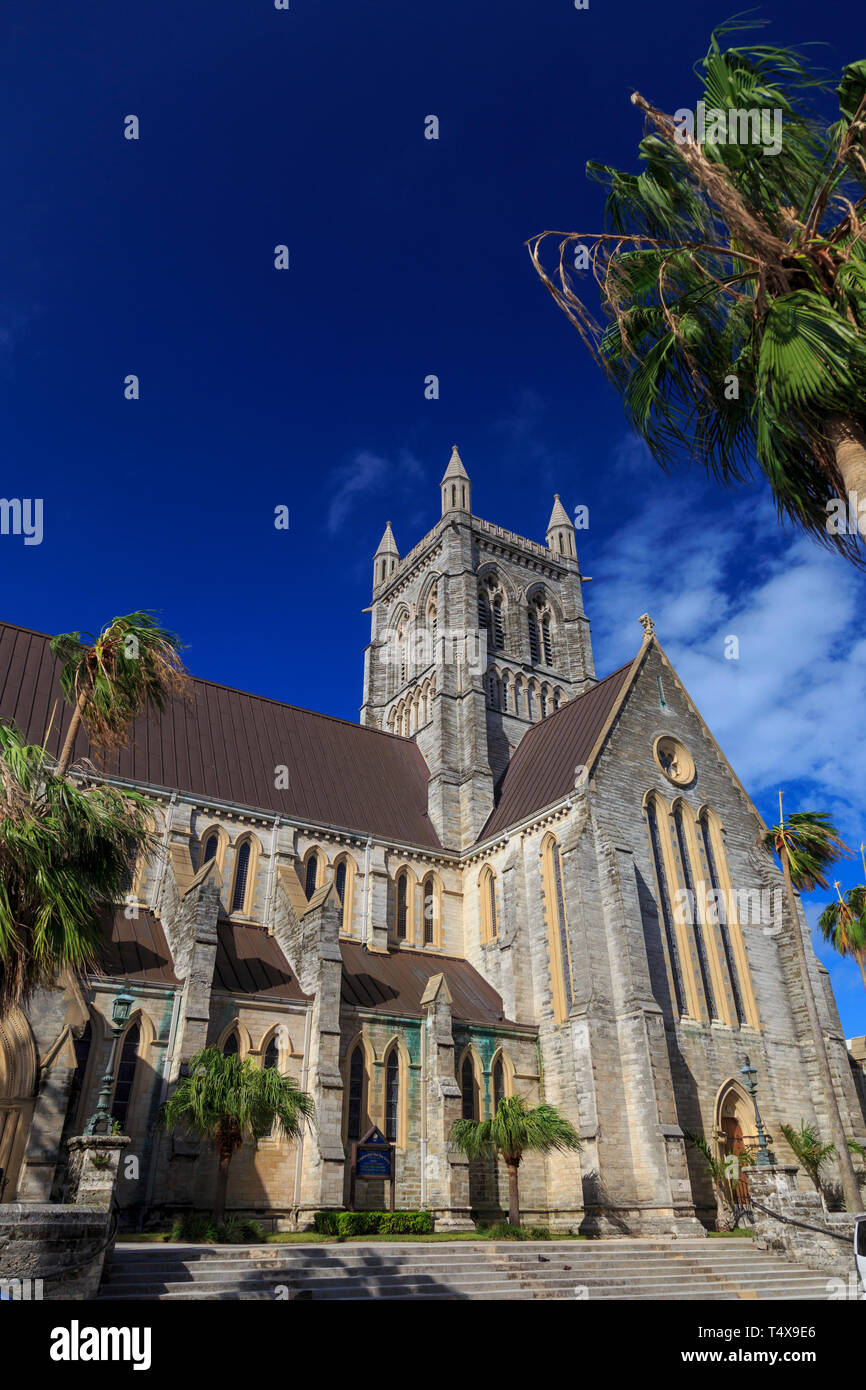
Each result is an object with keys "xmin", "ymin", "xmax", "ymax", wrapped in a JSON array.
[
  {"xmin": 214, "ymin": 921, "xmax": 310, "ymax": 1001},
  {"xmin": 0, "ymin": 621, "xmax": 442, "ymax": 849},
  {"xmin": 97, "ymin": 909, "xmax": 180, "ymax": 987},
  {"xmin": 339, "ymin": 941, "xmax": 531, "ymax": 1030},
  {"xmin": 478, "ymin": 661, "xmax": 636, "ymax": 840}
]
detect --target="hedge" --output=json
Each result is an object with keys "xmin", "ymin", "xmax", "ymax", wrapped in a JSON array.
[{"xmin": 312, "ymin": 1210, "xmax": 434, "ymax": 1236}]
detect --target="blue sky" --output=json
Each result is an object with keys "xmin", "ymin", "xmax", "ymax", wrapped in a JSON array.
[{"xmin": 1, "ymin": 0, "xmax": 864, "ymax": 1034}]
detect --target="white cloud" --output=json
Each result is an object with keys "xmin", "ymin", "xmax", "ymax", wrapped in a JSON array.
[
  {"xmin": 326, "ymin": 448, "xmax": 423, "ymax": 534},
  {"xmin": 588, "ymin": 451, "xmax": 866, "ymax": 837}
]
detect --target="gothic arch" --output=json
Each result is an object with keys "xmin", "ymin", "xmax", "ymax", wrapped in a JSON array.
[
  {"xmin": 0, "ymin": 1007, "xmax": 38, "ymax": 1203},
  {"xmin": 456, "ymin": 1043, "xmax": 482, "ymax": 1120},
  {"xmin": 416, "ymin": 570, "xmax": 444, "ymax": 614},
  {"xmin": 259, "ymin": 1022, "xmax": 294, "ymax": 1069},
  {"xmin": 380, "ymin": 1035, "xmax": 410, "ymax": 1148},
  {"xmin": 475, "ymin": 560, "xmax": 518, "ymax": 602},
  {"xmin": 216, "ymin": 1019, "xmax": 252, "ymax": 1058},
  {"xmin": 489, "ymin": 1046, "xmax": 515, "ymax": 1112},
  {"xmin": 342, "ymin": 1031, "xmax": 374, "ymax": 1142},
  {"xmin": 419, "ymin": 869, "xmax": 442, "ymax": 947}
]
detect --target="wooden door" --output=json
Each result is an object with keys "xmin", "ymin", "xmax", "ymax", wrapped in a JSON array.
[{"xmin": 721, "ymin": 1116, "xmax": 750, "ymax": 1204}]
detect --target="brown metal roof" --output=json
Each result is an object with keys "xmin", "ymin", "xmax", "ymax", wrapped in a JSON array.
[
  {"xmin": 214, "ymin": 921, "xmax": 310, "ymax": 1002},
  {"xmin": 478, "ymin": 661, "xmax": 635, "ymax": 840},
  {"xmin": 339, "ymin": 941, "xmax": 529, "ymax": 1029},
  {"xmin": 96, "ymin": 909, "xmax": 181, "ymax": 987},
  {"xmin": 0, "ymin": 621, "xmax": 441, "ymax": 849}
]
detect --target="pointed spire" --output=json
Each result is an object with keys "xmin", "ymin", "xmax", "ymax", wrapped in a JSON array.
[
  {"xmin": 546, "ymin": 494, "xmax": 577, "ymax": 558},
  {"xmin": 440, "ymin": 444, "xmax": 470, "ymax": 485},
  {"xmin": 372, "ymin": 521, "xmax": 400, "ymax": 589},
  {"xmin": 374, "ymin": 520, "xmax": 400, "ymax": 557},
  {"xmin": 440, "ymin": 445, "xmax": 472, "ymax": 516},
  {"xmin": 546, "ymin": 494, "xmax": 573, "ymax": 533}
]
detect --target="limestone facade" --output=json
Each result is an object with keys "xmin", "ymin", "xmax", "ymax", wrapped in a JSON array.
[{"xmin": 2, "ymin": 448, "xmax": 864, "ymax": 1233}]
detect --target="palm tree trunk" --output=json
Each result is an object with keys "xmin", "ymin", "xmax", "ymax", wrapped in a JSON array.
[
  {"xmin": 213, "ymin": 1145, "xmax": 233, "ymax": 1225},
  {"xmin": 505, "ymin": 1158, "xmax": 521, "ymax": 1227},
  {"xmin": 856, "ymin": 953, "xmax": 866, "ymax": 994},
  {"xmin": 828, "ymin": 416, "xmax": 866, "ymax": 533},
  {"xmin": 781, "ymin": 851, "xmax": 861, "ymax": 1212},
  {"xmin": 55, "ymin": 687, "xmax": 89, "ymax": 779}
]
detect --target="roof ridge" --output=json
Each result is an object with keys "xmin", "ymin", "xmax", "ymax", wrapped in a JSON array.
[{"xmin": 0, "ymin": 619, "xmax": 415, "ymax": 747}]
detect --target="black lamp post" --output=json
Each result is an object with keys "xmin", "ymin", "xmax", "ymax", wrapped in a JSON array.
[
  {"xmin": 740, "ymin": 1055, "xmax": 776, "ymax": 1168},
  {"xmin": 85, "ymin": 990, "xmax": 135, "ymax": 1135}
]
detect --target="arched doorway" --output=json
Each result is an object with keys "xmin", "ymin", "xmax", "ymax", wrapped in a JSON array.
[
  {"xmin": 0, "ymin": 1008, "xmax": 38, "ymax": 1202},
  {"xmin": 716, "ymin": 1080, "xmax": 755, "ymax": 1216}
]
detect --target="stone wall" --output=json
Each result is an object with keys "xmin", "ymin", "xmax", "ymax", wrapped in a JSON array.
[{"xmin": 750, "ymin": 1165, "xmax": 859, "ymax": 1289}]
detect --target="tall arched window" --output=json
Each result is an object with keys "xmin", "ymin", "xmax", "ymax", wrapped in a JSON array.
[
  {"xmin": 231, "ymin": 841, "xmax": 252, "ymax": 913},
  {"xmin": 460, "ymin": 1053, "xmax": 479, "ymax": 1120},
  {"xmin": 646, "ymin": 798, "xmax": 686, "ymax": 1017},
  {"xmin": 335, "ymin": 858, "xmax": 347, "ymax": 908},
  {"xmin": 222, "ymin": 1029, "xmax": 239, "ymax": 1057},
  {"xmin": 480, "ymin": 866, "xmax": 498, "ymax": 943},
  {"xmin": 395, "ymin": 871, "xmax": 408, "ymax": 940},
  {"xmin": 492, "ymin": 596, "xmax": 505, "ymax": 650},
  {"xmin": 385, "ymin": 1049, "xmax": 400, "ymax": 1143},
  {"xmin": 542, "ymin": 835, "xmax": 574, "ymax": 1022},
  {"xmin": 264, "ymin": 1034, "xmax": 280, "ymax": 1070},
  {"xmin": 478, "ymin": 592, "xmax": 492, "ymax": 641},
  {"xmin": 202, "ymin": 834, "xmax": 218, "ymax": 865},
  {"xmin": 111, "ymin": 1022, "xmax": 140, "ymax": 1130},
  {"xmin": 674, "ymin": 804, "xmax": 717, "ymax": 1021},
  {"xmin": 423, "ymin": 877, "xmax": 435, "ymax": 945},
  {"xmin": 304, "ymin": 852, "xmax": 321, "ymax": 901},
  {"xmin": 347, "ymin": 1043, "xmax": 366, "ymax": 1141},
  {"xmin": 492, "ymin": 1056, "xmax": 506, "ymax": 1113},
  {"xmin": 528, "ymin": 610, "xmax": 541, "ymax": 664},
  {"xmin": 541, "ymin": 614, "xmax": 553, "ymax": 666},
  {"xmin": 488, "ymin": 671, "xmax": 500, "ymax": 709},
  {"xmin": 333, "ymin": 856, "xmax": 355, "ymax": 933},
  {"xmin": 700, "ymin": 811, "xmax": 749, "ymax": 1026}
]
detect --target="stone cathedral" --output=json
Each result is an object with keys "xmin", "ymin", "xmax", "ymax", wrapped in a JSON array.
[{"xmin": 1, "ymin": 446, "xmax": 863, "ymax": 1233}]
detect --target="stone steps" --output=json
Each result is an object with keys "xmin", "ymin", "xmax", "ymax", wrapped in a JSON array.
[{"xmin": 99, "ymin": 1237, "xmax": 834, "ymax": 1301}]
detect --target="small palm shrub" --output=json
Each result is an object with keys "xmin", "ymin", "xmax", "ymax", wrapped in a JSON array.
[
  {"xmin": 311, "ymin": 1210, "xmax": 434, "ymax": 1236},
  {"xmin": 169, "ymin": 1212, "xmax": 265, "ymax": 1243},
  {"xmin": 478, "ymin": 1222, "xmax": 551, "ymax": 1240}
]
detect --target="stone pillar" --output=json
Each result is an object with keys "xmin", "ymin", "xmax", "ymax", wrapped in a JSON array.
[
  {"xmin": 421, "ymin": 974, "xmax": 473, "ymax": 1230},
  {"xmin": 272, "ymin": 876, "xmax": 346, "ymax": 1225},
  {"xmin": 66, "ymin": 1135, "xmax": 132, "ymax": 1210}
]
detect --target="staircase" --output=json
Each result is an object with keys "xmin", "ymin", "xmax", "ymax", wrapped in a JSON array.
[{"xmin": 98, "ymin": 1237, "xmax": 836, "ymax": 1301}]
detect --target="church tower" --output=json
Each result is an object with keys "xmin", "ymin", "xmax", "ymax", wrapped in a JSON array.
[{"xmin": 361, "ymin": 447, "xmax": 595, "ymax": 849}]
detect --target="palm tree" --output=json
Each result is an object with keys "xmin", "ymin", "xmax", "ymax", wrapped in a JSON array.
[
  {"xmin": 450, "ymin": 1094, "xmax": 581, "ymax": 1228},
  {"xmin": 0, "ymin": 722, "xmax": 156, "ymax": 1013},
  {"xmin": 761, "ymin": 798, "xmax": 861, "ymax": 1211},
  {"xmin": 161, "ymin": 1047, "xmax": 315, "ymax": 1224},
  {"xmin": 818, "ymin": 877, "xmax": 866, "ymax": 991},
  {"xmin": 51, "ymin": 611, "xmax": 188, "ymax": 778},
  {"xmin": 529, "ymin": 25, "xmax": 866, "ymax": 562},
  {"xmin": 780, "ymin": 1121, "xmax": 837, "ymax": 1196},
  {"xmin": 684, "ymin": 1130, "xmax": 755, "ymax": 1231}
]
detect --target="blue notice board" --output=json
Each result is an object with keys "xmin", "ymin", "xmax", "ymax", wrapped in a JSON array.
[{"xmin": 355, "ymin": 1126, "xmax": 394, "ymax": 1178}]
